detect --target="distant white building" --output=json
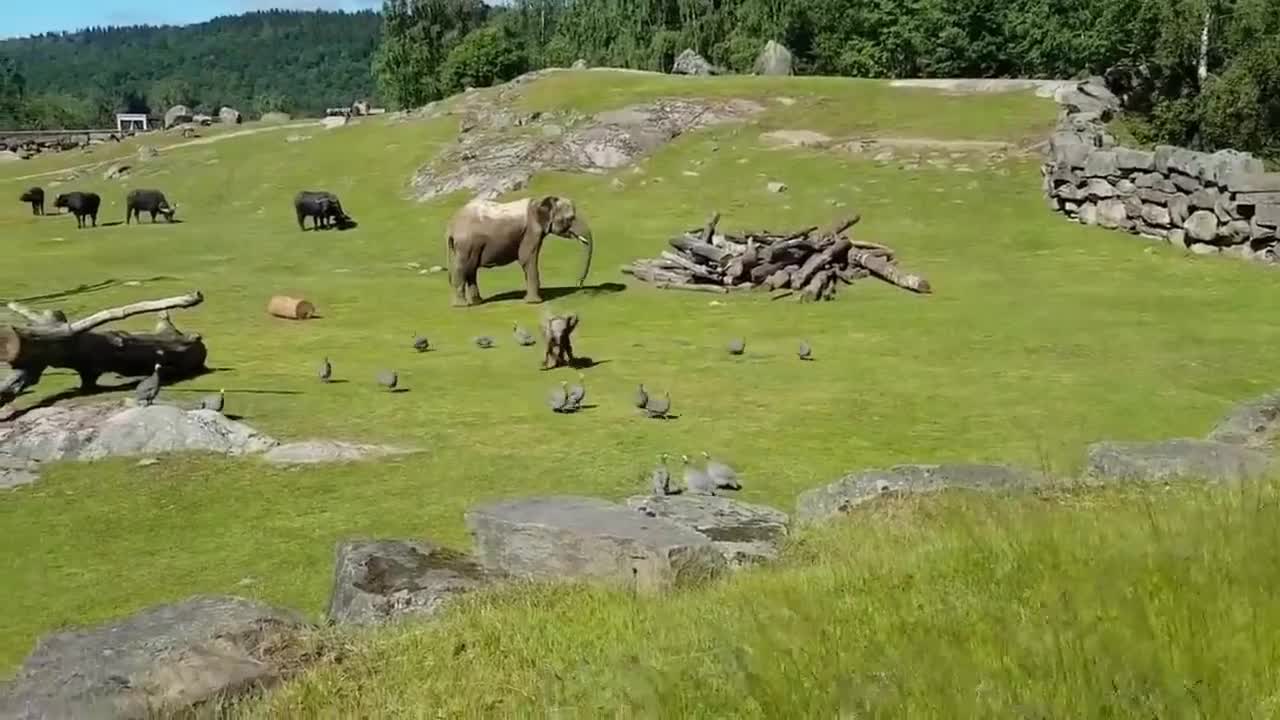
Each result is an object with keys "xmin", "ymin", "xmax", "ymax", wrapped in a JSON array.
[{"xmin": 115, "ymin": 113, "xmax": 152, "ymax": 133}]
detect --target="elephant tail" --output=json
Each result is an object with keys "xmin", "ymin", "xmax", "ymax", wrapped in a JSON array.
[{"xmin": 446, "ymin": 234, "xmax": 458, "ymax": 288}]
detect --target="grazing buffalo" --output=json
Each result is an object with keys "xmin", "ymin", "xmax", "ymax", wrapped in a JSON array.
[
  {"xmin": 126, "ymin": 189, "xmax": 177, "ymax": 224},
  {"xmin": 294, "ymin": 190, "xmax": 352, "ymax": 231},
  {"xmin": 52, "ymin": 192, "xmax": 101, "ymax": 229},
  {"xmin": 19, "ymin": 187, "xmax": 44, "ymax": 215}
]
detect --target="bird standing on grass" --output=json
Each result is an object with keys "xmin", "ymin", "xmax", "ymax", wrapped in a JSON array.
[
  {"xmin": 200, "ymin": 389, "xmax": 225, "ymax": 414},
  {"xmin": 377, "ymin": 369, "xmax": 399, "ymax": 391},
  {"xmin": 475, "ymin": 336, "xmax": 496, "ymax": 349},
  {"xmin": 513, "ymin": 323, "xmax": 536, "ymax": 347},
  {"xmin": 650, "ymin": 454, "xmax": 677, "ymax": 496},
  {"xmin": 413, "ymin": 334, "xmax": 430, "ymax": 353},
  {"xmin": 549, "ymin": 381, "xmax": 570, "ymax": 413},
  {"xmin": 318, "ymin": 357, "xmax": 333, "ymax": 383},
  {"xmin": 643, "ymin": 391, "xmax": 672, "ymax": 419},
  {"xmin": 798, "ymin": 340, "xmax": 813, "ymax": 361},
  {"xmin": 135, "ymin": 363, "xmax": 162, "ymax": 407},
  {"xmin": 565, "ymin": 373, "xmax": 586, "ymax": 411},
  {"xmin": 702, "ymin": 451, "xmax": 742, "ymax": 491},
  {"xmin": 681, "ymin": 454, "xmax": 716, "ymax": 495},
  {"xmin": 727, "ymin": 338, "xmax": 746, "ymax": 355}
]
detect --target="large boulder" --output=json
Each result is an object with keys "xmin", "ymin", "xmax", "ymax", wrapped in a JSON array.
[
  {"xmin": 626, "ymin": 494, "xmax": 790, "ymax": 567},
  {"xmin": 465, "ymin": 496, "xmax": 728, "ymax": 593},
  {"xmin": 328, "ymin": 539, "xmax": 494, "ymax": 626},
  {"xmin": 79, "ymin": 406, "xmax": 277, "ymax": 461},
  {"xmin": 1184, "ymin": 210, "xmax": 1219, "ymax": 243},
  {"xmin": 1086, "ymin": 439, "xmax": 1271, "ymax": 484},
  {"xmin": 753, "ymin": 40, "xmax": 794, "ymax": 76},
  {"xmin": 218, "ymin": 106, "xmax": 242, "ymax": 124},
  {"xmin": 796, "ymin": 464, "xmax": 1047, "ymax": 524},
  {"xmin": 1207, "ymin": 391, "xmax": 1280, "ymax": 447},
  {"xmin": 672, "ymin": 49, "xmax": 717, "ymax": 76},
  {"xmin": 163, "ymin": 105, "xmax": 192, "ymax": 129},
  {"xmin": 0, "ymin": 596, "xmax": 310, "ymax": 720}
]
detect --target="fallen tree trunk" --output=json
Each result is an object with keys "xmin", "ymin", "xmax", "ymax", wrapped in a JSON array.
[
  {"xmin": 1, "ymin": 291, "xmax": 207, "ymax": 407},
  {"xmin": 848, "ymin": 251, "xmax": 932, "ymax": 294}
]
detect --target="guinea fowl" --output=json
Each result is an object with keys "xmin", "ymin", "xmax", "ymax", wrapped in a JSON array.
[
  {"xmin": 377, "ymin": 369, "xmax": 399, "ymax": 391},
  {"xmin": 727, "ymin": 338, "xmax": 746, "ymax": 355},
  {"xmin": 318, "ymin": 357, "xmax": 333, "ymax": 383},
  {"xmin": 565, "ymin": 373, "xmax": 586, "ymax": 411},
  {"xmin": 474, "ymin": 336, "xmax": 496, "ymax": 349},
  {"xmin": 413, "ymin": 334, "xmax": 430, "ymax": 353},
  {"xmin": 650, "ymin": 453, "xmax": 677, "ymax": 496},
  {"xmin": 154, "ymin": 310, "xmax": 180, "ymax": 336},
  {"xmin": 548, "ymin": 381, "xmax": 570, "ymax": 413},
  {"xmin": 199, "ymin": 389, "xmax": 225, "ymax": 414},
  {"xmin": 681, "ymin": 454, "xmax": 716, "ymax": 495},
  {"xmin": 134, "ymin": 363, "xmax": 162, "ymax": 407},
  {"xmin": 633, "ymin": 384, "xmax": 649, "ymax": 411},
  {"xmin": 512, "ymin": 323, "xmax": 536, "ymax": 347},
  {"xmin": 797, "ymin": 340, "xmax": 813, "ymax": 361},
  {"xmin": 702, "ymin": 451, "xmax": 742, "ymax": 491},
  {"xmin": 643, "ymin": 391, "xmax": 671, "ymax": 419}
]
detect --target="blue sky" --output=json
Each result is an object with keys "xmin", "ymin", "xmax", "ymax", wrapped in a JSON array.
[{"xmin": 2, "ymin": 1, "xmax": 383, "ymax": 39}]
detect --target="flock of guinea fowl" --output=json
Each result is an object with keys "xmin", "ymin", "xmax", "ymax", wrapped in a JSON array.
[{"xmin": 126, "ymin": 314, "xmax": 818, "ymax": 497}]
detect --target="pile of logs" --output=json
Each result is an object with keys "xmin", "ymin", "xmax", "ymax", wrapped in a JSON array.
[{"xmin": 622, "ymin": 213, "xmax": 932, "ymax": 301}]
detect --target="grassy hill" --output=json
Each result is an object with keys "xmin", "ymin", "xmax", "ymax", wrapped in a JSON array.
[{"xmin": 2, "ymin": 70, "xmax": 1279, "ymax": 714}]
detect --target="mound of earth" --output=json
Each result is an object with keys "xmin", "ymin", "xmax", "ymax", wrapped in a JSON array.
[{"xmin": 413, "ymin": 83, "xmax": 763, "ymax": 200}]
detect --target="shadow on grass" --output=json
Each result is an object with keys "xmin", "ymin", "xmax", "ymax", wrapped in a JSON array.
[
  {"xmin": 8, "ymin": 277, "xmax": 182, "ymax": 305},
  {"xmin": 487, "ymin": 282, "xmax": 627, "ymax": 304}
]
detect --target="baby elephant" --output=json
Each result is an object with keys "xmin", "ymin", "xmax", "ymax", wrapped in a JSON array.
[
  {"xmin": 19, "ymin": 187, "xmax": 44, "ymax": 215},
  {"xmin": 52, "ymin": 191, "xmax": 101, "ymax": 229},
  {"xmin": 125, "ymin": 189, "xmax": 177, "ymax": 224}
]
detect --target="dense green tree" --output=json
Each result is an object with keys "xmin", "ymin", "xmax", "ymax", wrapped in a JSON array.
[
  {"xmin": 374, "ymin": 0, "xmax": 490, "ymax": 108},
  {"xmin": 439, "ymin": 24, "xmax": 529, "ymax": 94}
]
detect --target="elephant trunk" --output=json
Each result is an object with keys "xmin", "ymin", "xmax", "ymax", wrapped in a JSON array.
[{"xmin": 570, "ymin": 217, "xmax": 593, "ymax": 287}]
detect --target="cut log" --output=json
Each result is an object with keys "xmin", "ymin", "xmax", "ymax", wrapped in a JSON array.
[
  {"xmin": 764, "ymin": 268, "xmax": 793, "ymax": 290},
  {"xmin": 792, "ymin": 238, "xmax": 852, "ymax": 290},
  {"xmin": 816, "ymin": 214, "xmax": 860, "ymax": 239},
  {"xmin": 669, "ymin": 235, "xmax": 729, "ymax": 265},
  {"xmin": 849, "ymin": 250, "xmax": 932, "ymax": 294},
  {"xmin": 659, "ymin": 251, "xmax": 723, "ymax": 283},
  {"xmin": 267, "ymin": 295, "xmax": 316, "ymax": 320},
  {"xmin": 800, "ymin": 269, "xmax": 833, "ymax": 302},
  {"xmin": 654, "ymin": 282, "xmax": 729, "ymax": 294}
]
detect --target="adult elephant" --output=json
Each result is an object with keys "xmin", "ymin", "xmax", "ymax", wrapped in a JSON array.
[{"xmin": 446, "ymin": 196, "xmax": 593, "ymax": 306}]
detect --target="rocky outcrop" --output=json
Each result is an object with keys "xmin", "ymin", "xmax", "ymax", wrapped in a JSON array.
[
  {"xmin": 1085, "ymin": 439, "xmax": 1271, "ymax": 484},
  {"xmin": 219, "ymin": 106, "xmax": 242, "ymax": 124},
  {"xmin": 465, "ymin": 496, "xmax": 728, "ymax": 593},
  {"xmin": 626, "ymin": 494, "xmax": 790, "ymax": 566},
  {"xmin": 1208, "ymin": 391, "xmax": 1280, "ymax": 447},
  {"xmin": 760, "ymin": 129, "xmax": 832, "ymax": 149},
  {"xmin": 795, "ymin": 464, "xmax": 1047, "ymax": 524},
  {"xmin": 1042, "ymin": 78, "xmax": 1279, "ymax": 262},
  {"xmin": 672, "ymin": 49, "xmax": 718, "ymax": 76},
  {"xmin": 570, "ymin": 59, "xmax": 588, "ymax": 70},
  {"xmin": 164, "ymin": 105, "xmax": 192, "ymax": 129},
  {"xmin": 0, "ymin": 596, "xmax": 310, "ymax": 720},
  {"xmin": 753, "ymin": 40, "xmax": 794, "ymax": 76},
  {"xmin": 327, "ymin": 539, "xmax": 494, "ymax": 626}
]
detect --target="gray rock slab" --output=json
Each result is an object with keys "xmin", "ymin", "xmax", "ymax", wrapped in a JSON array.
[
  {"xmin": 1083, "ymin": 150, "xmax": 1118, "ymax": 177},
  {"xmin": 1208, "ymin": 391, "xmax": 1280, "ymax": 447},
  {"xmin": 760, "ymin": 129, "xmax": 832, "ymax": 148},
  {"xmin": 1171, "ymin": 173, "xmax": 1202, "ymax": 194},
  {"xmin": 465, "ymin": 496, "xmax": 728, "ymax": 593},
  {"xmin": 1184, "ymin": 210, "xmax": 1219, "ymax": 242},
  {"xmin": 0, "ymin": 596, "xmax": 309, "ymax": 720},
  {"xmin": 1226, "ymin": 172, "xmax": 1280, "ymax": 194},
  {"xmin": 1097, "ymin": 199, "xmax": 1129, "ymax": 229},
  {"xmin": 1086, "ymin": 178, "xmax": 1116, "ymax": 198},
  {"xmin": 80, "ymin": 406, "xmax": 278, "ymax": 461},
  {"xmin": 1115, "ymin": 148, "xmax": 1154, "ymax": 171},
  {"xmin": 1255, "ymin": 204, "xmax": 1280, "ymax": 229},
  {"xmin": 1138, "ymin": 188, "xmax": 1173, "ymax": 206},
  {"xmin": 1189, "ymin": 187, "xmax": 1220, "ymax": 209},
  {"xmin": 626, "ymin": 494, "xmax": 790, "ymax": 567},
  {"xmin": 262, "ymin": 440, "xmax": 418, "ymax": 465},
  {"xmin": 328, "ymin": 539, "xmax": 494, "ymax": 626},
  {"xmin": 1086, "ymin": 440, "xmax": 1271, "ymax": 484},
  {"xmin": 0, "ymin": 454, "xmax": 39, "ymax": 490},
  {"xmin": 795, "ymin": 464, "xmax": 1047, "ymax": 524}
]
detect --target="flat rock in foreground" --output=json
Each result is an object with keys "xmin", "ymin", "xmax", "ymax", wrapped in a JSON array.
[
  {"xmin": 1086, "ymin": 439, "xmax": 1271, "ymax": 484},
  {"xmin": 80, "ymin": 406, "xmax": 279, "ymax": 460},
  {"xmin": 1206, "ymin": 390, "xmax": 1280, "ymax": 447},
  {"xmin": 0, "ymin": 595, "xmax": 310, "ymax": 720},
  {"xmin": 466, "ymin": 496, "xmax": 727, "ymax": 593},
  {"xmin": 796, "ymin": 463, "xmax": 1047, "ymax": 524},
  {"xmin": 328, "ymin": 539, "xmax": 494, "ymax": 626},
  {"xmin": 626, "ymin": 494, "xmax": 790, "ymax": 567}
]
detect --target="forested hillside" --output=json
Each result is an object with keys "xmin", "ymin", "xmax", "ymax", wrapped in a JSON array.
[{"xmin": 0, "ymin": 10, "xmax": 380, "ymax": 129}]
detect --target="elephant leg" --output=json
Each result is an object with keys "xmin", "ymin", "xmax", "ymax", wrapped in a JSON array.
[
  {"xmin": 521, "ymin": 256, "xmax": 543, "ymax": 304},
  {"xmin": 465, "ymin": 267, "xmax": 483, "ymax": 305}
]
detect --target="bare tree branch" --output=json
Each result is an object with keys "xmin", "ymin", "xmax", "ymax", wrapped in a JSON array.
[{"xmin": 68, "ymin": 291, "xmax": 203, "ymax": 334}]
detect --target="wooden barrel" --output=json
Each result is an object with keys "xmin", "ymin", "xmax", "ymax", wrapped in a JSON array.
[{"xmin": 267, "ymin": 295, "xmax": 316, "ymax": 320}]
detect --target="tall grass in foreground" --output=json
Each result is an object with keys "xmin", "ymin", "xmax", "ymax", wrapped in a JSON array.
[{"xmin": 242, "ymin": 481, "xmax": 1280, "ymax": 718}]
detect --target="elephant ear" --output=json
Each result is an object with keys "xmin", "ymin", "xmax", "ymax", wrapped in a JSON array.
[{"xmin": 534, "ymin": 196, "xmax": 558, "ymax": 233}]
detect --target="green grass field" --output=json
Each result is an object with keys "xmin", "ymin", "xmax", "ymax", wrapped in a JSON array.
[{"xmin": 2, "ymin": 70, "xmax": 1279, "ymax": 710}]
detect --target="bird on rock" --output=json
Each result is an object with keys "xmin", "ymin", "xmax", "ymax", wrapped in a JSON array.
[
  {"xmin": 798, "ymin": 340, "xmax": 813, "ymax": 361},
  {"xmin": 633, "ymin": 384, "xmax": 649, "ymax": 411},
  {"xmin": 643, "ymin": 391, "xmax": 671, "ymax": 419},
  {"xmin": 200, "ymin": 389, "xmax": 225, "ymax": 414},
  {"xmin": 650, "ymin": 453, "xmax": 676, "ymax": 496},
  {"xmin": 377, "ymin": 369, "xmax": 399, "ymax": 391},
  {"xmin": 413, "ymin": 334, "xmax": 430, "ymax": 353},
  {"xmin": 681, "ymin": 454, "xmax": 716, "ymax": 495},
  {"xmin": 565, "ymin": 373, "xmax": 586, "ymax": 411},
  {"xmin": 727, "ymin": 338, "xmax": 746, "ymax": 355},
  {"xmin": 474, "ymin": 336, "xmax": 496, "ymax": 349},
  {"xmin": 318, "ymin": 357, "xmax": 333, "ymax": 383},
  {"xmin": 512, "ymin": 323, "xmax": 536, "ymax": 347},
  {"xmin": 135, "ymin": 363, "xmax": 162, "ymax": 407},
  {"xmin": 702, "ymin": 451, "xmax": 742, "ymax": 491},
  {"xmin": 548, "ymin": 381, "xmax": 570, "ymax": 413}
]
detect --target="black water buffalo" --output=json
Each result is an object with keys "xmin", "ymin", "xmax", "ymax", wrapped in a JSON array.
[
  {"xmin": 19, "ymin": 187, "xmax": 44, "ymax": 215},
  {"xmin": 294, "ymin": 190, "xmax": 352, "ymax": 231},
  {"xmin": 52, "ymin": 192, "xmax": 101, "ymax": 229},
  {"xmin": 126, "ymin": 189, "xmax": 177, "ymax": 224}
]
